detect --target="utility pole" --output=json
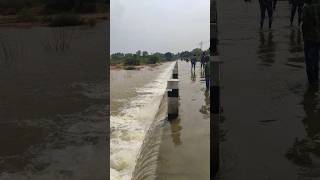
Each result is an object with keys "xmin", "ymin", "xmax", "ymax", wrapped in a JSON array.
[{"xmin": 199, "ymin": 41, "xmax": 203, "ymax": 50}]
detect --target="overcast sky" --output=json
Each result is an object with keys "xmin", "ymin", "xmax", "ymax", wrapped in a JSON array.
[{"xmin": 110, "ymin": 0, "xmax": 209, "ymax": 54}]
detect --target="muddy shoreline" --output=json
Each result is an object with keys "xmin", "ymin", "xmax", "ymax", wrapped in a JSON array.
[{"xmin": 110, "ymin": 63, "xmax": 163, "ymax": 70}]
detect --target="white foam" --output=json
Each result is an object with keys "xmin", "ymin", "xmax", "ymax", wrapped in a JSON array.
[{"xmin": 110, "ymin": 62, "xmax": 175, "ymax": 180}]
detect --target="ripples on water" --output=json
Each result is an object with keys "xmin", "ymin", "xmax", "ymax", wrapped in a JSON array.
[{"xmin": 0, "ymin": 22, "xmax": 108, "ymax": 179}]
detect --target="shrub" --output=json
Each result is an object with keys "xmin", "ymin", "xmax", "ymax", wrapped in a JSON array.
[
  {"xmin": 44, "ymin": 0, "xmax": 74, "ymax": 13},
  {"xmin": 147, "ymin": 56, "xmax": 159, "ymax": 64},
  {"xmin": 74, "ymin": 2, "xmax": 97, "ymax": 13},
  {"xmin": 49, "ymin": 14, "xmax": 84, "ymax": 27},
  {"xmin": 17, "ymin": 8, "xmax": 37, "ymax": 22},
  {"xmin": 45, "ymin": 0, "xmax": 100, "ymax": 13},
  {"xmin": 124, "ymin": 57, "xmax": 140, "ymax": 66},
  {"xmin": 86, "ymin": 17, "xmax": 96, "ymax": 26},
  {"xmin": 0, "ymin": 0, "xmax": 30, "ymax": 15},
  {"xmin": 124, "ymin": 66, "xmax": 136, "ymax": 70}
]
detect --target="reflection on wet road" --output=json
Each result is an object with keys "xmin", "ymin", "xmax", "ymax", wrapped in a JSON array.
[
  {"xmin": 258, "ymin": 31, "xmax": 276, "ymax": 67},
  {"xmin": 286, "ymin": 86, "xmax": 320, "ymax": 177},
  {"xmin": 170, "ymin": 118, "xmax": 183, "ymax": 146},
  {"xmin": 218, "ymin": 0, "xmax": 320, "ymax": 179}
]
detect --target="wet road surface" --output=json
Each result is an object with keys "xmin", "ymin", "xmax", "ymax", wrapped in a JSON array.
[
  {"xmin": 218, "ymin": 0, "xmax": 320, "ymax": 179},
  {"xmin": 156, "ymin": 61, "xmax": 210, "ymax": 180}
]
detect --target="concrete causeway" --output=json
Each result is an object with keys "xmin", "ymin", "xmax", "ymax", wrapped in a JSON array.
[{"xmin": 156, "ymin": 60, "xmax": 210, "ymax": 180}]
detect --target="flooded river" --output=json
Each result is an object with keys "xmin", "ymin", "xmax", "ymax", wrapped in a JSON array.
[
  {"xmin": 110, "ymin": 63, "xmax": 175, "ymax": 180},
  {"xmin": 0, "ymin": 22, "xmax": 108, "ymax": 179}
]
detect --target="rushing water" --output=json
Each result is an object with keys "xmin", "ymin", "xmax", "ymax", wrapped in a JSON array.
[
  {"xmin": 0, "ymin": 22, "xmax": 108, "ymax": 179},
  {"xmin": 110, "ymin": 62, "xmax": 174, "ymax": 180}
]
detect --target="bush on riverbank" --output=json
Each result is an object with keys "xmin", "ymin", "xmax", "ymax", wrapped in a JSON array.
[
  {"xmin": 17, "ymin": 8, "xmax": 37, "ymax": 22},
  {"xmin": 147, "ymin": 55, "xmax": 160, "ymax": 64},
  {"xmin": 124, "ymin": 57, "xmax": 141, "ymax": 66},
  {"xmin": 0, "ymin": 0, "xmax": 33, "ymax": 15},
  {"xmin": 0, "ymin": 0, "xmax": 107, "ymax": 26},
  {"xmin": 111, "ymin": 51, "xmax": 180, "ymax": 68},
  {"xmin": 48, "ymin": 14, "xmax": 84, "ymax": 27},
  {"xmin": 110, "ymin": 48, "xmax": 210, "ymax": 69}
]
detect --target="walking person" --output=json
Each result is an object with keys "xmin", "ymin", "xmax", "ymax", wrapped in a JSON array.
[
  {"xmin": 302, "ymin": 0, "xmax": 320, "ymax": 85},
  {"xmin": 191, "ymin": 54, "xmax": 197, "ymax": 71},
  {"xmin": 259, "ymin": 0, "xmax": 278, "ymax": 29},
  {"xmin": 289, "ymin": 0, "xmax": 304, "ymax": 26},
  {"xmin": 200, "ymin": 52, "xmax": 206, "ymax": 69},
  {"xmin": 204, "ymin": 55, "xmax": 210, "ymax": 90}
]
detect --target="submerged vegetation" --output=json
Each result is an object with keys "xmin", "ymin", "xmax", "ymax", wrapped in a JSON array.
[{"xmin": 0, "ymin": 0, "xmax": 108, "ymax": 26}]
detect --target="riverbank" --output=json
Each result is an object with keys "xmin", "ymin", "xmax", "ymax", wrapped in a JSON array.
[
  {"xmin": 0, "ymin": 13, "xmax": 108, "ymax": 27},
  {"xmin": 110, "ymin": 63, "xmax": 162, "ymax": 70}
]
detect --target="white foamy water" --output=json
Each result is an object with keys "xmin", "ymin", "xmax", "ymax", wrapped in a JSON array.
[{"xmin": 110, "ymin": 62, "xmax": 175, "ymax": 180}]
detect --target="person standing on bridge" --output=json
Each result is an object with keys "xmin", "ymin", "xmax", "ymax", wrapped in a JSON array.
[
  {"xmin": 259, "ymin": 0, "xmax": 278, "ymax": 29},
  {"xmin": 200, "ymin": 52, "xmax": 206, "ymax": 69},
  {"xmin": 289, "ymin": 0, "xmax": 305, "ymax": 26},
  {"xmin": 302, "ymin": 0, "xmax": 320, "ymax": 85},
  {"xmin": 191, "ymin": 54, "xmax": 197, "ymax": 71},
  {"xmin": 204, "ymin": 54, "xmax": 210, "ymax": 90}
]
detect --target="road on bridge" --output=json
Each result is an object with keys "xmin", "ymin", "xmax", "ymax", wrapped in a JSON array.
[{"xmin": 218, "ymin": 0, "xmax": 320, "ymax": 179}]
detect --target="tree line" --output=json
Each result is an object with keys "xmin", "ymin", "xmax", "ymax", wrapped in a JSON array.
[
  {"xmin": 111, "ymin": 48, "xmax": 210, "ymax": 67},
  {"xmin": 0, "ymin": 0, "xmax": 108, "ymax": 15},
  {"xmin": 111, "ymin": 51, "xmax": 178, "ymax": 66}
]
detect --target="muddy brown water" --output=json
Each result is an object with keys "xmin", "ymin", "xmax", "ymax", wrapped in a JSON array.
[
  {"xmin": 0, "ymin": 22, "xmax": 108, "ymax": 179},
  {"xmin": 110, "ymin": 62, "xmax": 175, "ymax": 180}
]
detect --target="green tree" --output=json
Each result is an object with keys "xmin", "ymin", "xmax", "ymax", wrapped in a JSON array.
[
  {"xmin": 164, "ymin": 52, "xmax": 173, "ymax": 61},
  {"xmin": 111, "ymin": 52, "xmax": 124, "ymax": 60},
  {"xmin": 147, "ymin": 55, "xmax": 159, "ymax": 64},
  {"xmin": 142, "ymin": 51, "xmax": 148, "ymax": 57},
  {"xmin": 136, "ymin": 50, "xmax": 141, "ymax": 56},
  {"xmin": 124, "ymin": 56, "xmax": 140, "ymax": 66},
  {"xmin": 191, "ymin": 48, "xmax": 202, "ymax": 56}
]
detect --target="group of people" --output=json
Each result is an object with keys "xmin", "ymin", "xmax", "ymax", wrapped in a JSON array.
[
  {"xmin": 258, "ymin": 0, "xmax": 305, "ymax": 29},
  {"xmin": 189, "ymin": 52, "xmax": 211, "ymax": 90},
  {"xmin": 253, "ymin": 0, "xmax": 320, "ymax": 85},
  {"xmin": 187, "ymin": 0, "xmax": 319, "ymax": 88}
]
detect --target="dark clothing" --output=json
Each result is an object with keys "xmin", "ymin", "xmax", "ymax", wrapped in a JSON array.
[
  {"xmin": 200, "ymin": 54, "xmax": 206, "ymax": 69},
  {"xmin": 201, "ymin": 62, "xmax": 204, "ymax": 69},
  {"xmin": 289, "ymin": 0, "xmax": 304, "ymax": 4},
  {"xmin": 259, "ymin": 0, "xmax": 277, "ymax": 28},
  {"xmin": 191, "ymin": 57, "xmax": 196, "ymax": 71},
  {"xmin": 204, "ymin": 60, "xmax": 210, "ymax": 89},
  {"xmin": 302, "ymin": 3, "xmax": 320, "ymax": 43},
  {"xmin": 205, "ymin": 76, "xmax": 210, "ymax": 89},
  {"xmin": 191, "ymin": 62, "xmax": 196, "ymax": 71},
  {"xmin": 304, "ymin": 41, "xmax": 320, "ymax": 84},
  {"xmin": 302, "ymin": 2, "xmax": 320, "ymax": 84},
  {"xmin": 290, "ymin": 0, "xmax": 304, "ymax": 25}
]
